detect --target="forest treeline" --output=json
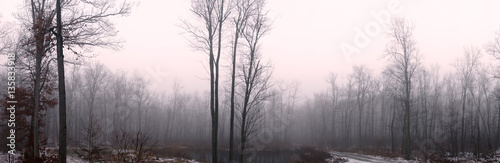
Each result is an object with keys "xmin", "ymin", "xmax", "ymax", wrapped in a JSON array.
[
  {"xmin": 3, "ymin": 37, "xmax": 500, "ymax": 161},
  {"xmin": 1, "ymin": 0, "xmax": 500, "ymax": 162}
]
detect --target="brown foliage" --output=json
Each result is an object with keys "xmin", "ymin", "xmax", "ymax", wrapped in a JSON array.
[{"xmin": 0, "ymin": 85, "xmax": 58, "ymax": 162}]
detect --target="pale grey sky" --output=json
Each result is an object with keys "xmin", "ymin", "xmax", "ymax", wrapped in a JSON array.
[{"xmin": 1, "ymin": 0, "xmax": 500, "ymax": 98}]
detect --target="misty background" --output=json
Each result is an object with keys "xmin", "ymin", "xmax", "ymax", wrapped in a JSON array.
[
  {"xmin": 2, "ymin": 0, "xmax": 500, "ymax": 97},
  {"xmin": 2, "ymin": 0, "xmax": 500, "ymax": 162}
]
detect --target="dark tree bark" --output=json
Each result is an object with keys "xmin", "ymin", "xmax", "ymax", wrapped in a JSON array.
[
  {"xmin": 213, "ymin": 0, "xmax": 228, "ymax": 162},
  {"xmin": 29, "ymin": 0, "xmax": 56, "ymax": 159},
  {"xmin": 56, "ymin": 0, "xmax": 67, "ymax": 162},
  {"xmin": 229, "ymin": 0, "xmax": 253, "ymax": 161},
  {"xmin": 238, "ymin": 1, "xmax": 271, "ymax": 161},
  {"xmin": 183, "ymin": 0, "xmax": 229, "ymax": 161},
  {"xmin": 19, "ymin": 0, "xmax": 131, "ymax": 159}
]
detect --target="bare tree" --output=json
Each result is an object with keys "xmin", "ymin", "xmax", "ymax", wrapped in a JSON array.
[
  {"xmin": 454, "ymin": 46, "xmax": 481, "ymax": 153},
  {"xmin": 59, "ymin": 2, "xmax": 133, "ymax": 158},
  {"xmin": 384, "ymin": 17, "xmax": 420, "ymax": 160},
  {"xmin": 351, "ymin": 65, "xmax": 371, "ymax": 147},
  {"xmin": 26, "ymin": 1, "xmax": 56, "ymax": 159},
  {"xmin": 111, "ymin": 128, "xmax": 132, "ymax": 162},
  {"xmin": 367, "ymin": 77, "xmax": 380, "ymax": 142},
  {"xmin": 237, "ymin": 58, "xmax": 272, "ymax": 163},
  {"xmin": 327, "ymin": 73, "xmax": 339, "ymax": 146},
  {"xmin": 485, "ymin": 30, "xmax": 500, "ymax": 152},
  {"xmin": 237, "ymin": 1, "xmax": 271, "ymax": 161},
  {"xmin": 77, "ymin": 113, "xmax": 104, "ymax": 163},
  {"xmin": 264, "ymin": 80, "xmax": 300, "ymax": 146},
  {"xmin": 381, "ymin": 69, "xmax": 401, "ymax": 153},
  {"xmin": 132, "ymin": 75, "xmax": 149, "ymax": 132},
  {"xmin": 55, "ymin": 0, "xmax": 67, "ymax": 161},
  {"xmin": 476, "ymin": 65, "xmax": 494, "ymax": 154},
  {"xmin": 428, "ymin": 64, "xmax": 443, "ymax": 145},
  {"xmin": 111, "ymin": 128, "xmax": 158, "ymax": 162},
  {"xmin": 110, "ymin": 71, "xmax": 129, "ymax": 130},
  {"xmin": 166, "ymin": 81, "xmax": 190, "ymax": 142},
  {"xmin": 183, "ymin": 0, "xmax": 230, "ymax": 161},
  {"xmin": 341, "ymin": 76, "xmax": 355, "ymax": 147},
  {"xmin": 486, "ymin": 29, "xmax": 500, "ymax": 64},
  {"xmin": 0, "ymin": 20, "xmax": 12, "ymax": 55},
  {"xmin": 281, "ymin": 81, "xmax": 299, "ymax": 144},
  {"xmin": 229, "ymin": 0, "xmax": 254, "ymax": 161},
  {"xmin": 131, "ymin": 129, "xmax": 159, "ymax": 163},
  {"xmin": 493, "ymin": 85, "xmax": 500, "ymax": 150},
  {"xmin": 443, "ymin": 73, "xmax": 461, "ymax": 156},
  {"xmin": 414, "ymin": 67, "xmax": 431, "ymax": 157},
  {"xmin": 66, "ymin": 64, "xmax": 83, "ymax": 143},
  {"xmin": 82, "ymin": 62, "xmax": 108, "ymax": 117},
  {"xmin": 14, "ymin": 0, "xmax": 132, "ymax": 160}
]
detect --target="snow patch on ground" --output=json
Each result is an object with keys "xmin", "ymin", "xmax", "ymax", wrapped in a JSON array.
[
  {"xmin": 0, "ymin": 152, "xmax": 87, "ymax": 163},
  {"xmin": 152, "ymin": 157, "xmax": 201, "ymax": 163},
  {"xmin": 0, "ymin": 152, "xmax": 21, "ymax": 162},
  {"xmin": 1, "ymin": 152, "xmax": 201, "ymax": 163},
  {"xmin": 67, "ymin": 155, "xmax": 88, "ymax": 163},
  {"xmin": 444, "ymin": 152, "xmax": 500, "ymax": 163},
  {"xmin": 329, "ymin": 151, "xmax": 416, "ymax": 163},
  {"xmin": 329, "ymin": 150, "xmax": 500, "ymax": 163}
]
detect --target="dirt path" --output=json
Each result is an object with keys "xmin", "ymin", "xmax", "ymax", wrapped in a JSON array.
[{"xmin": 329, "ymin": 151, "xmax": 413, "ymax": 163}]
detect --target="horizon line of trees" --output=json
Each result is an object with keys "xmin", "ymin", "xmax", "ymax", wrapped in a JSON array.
[
  {"xmin": 2, "ymin": 0, "xmax": 500, "ymax": 161},
  {"xmin": 297, "ymin": 17, "xmax": 500, "ymax": 160}
]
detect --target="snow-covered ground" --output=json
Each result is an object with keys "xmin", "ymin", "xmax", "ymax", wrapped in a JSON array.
[
  {"xmin": 329, "ymin": 151, "xmax": 416, "ymax": 163},
  {"xmin": 1, "ymin": 152, "xmax": 201, "ymax": 163},
  {"xmin": 67, "ymin": 155, "xmax": 88, "ymax": 163},
  {"xmin": 0, "ymin": 153, "xmax": 87, "ymax": 163},
  {"xmin": 152, "ymin": 157, "xmax": 202, "ymax": 163},
  {"xmin": 444, "ymin": 151, "xmax": 500, "ymax": 163},
  {"xmin": 0, "ymin": 152, "xmax": 20, "ymax": 162},
  {"xmin": 329, "ymin": 150, "xmax": 500, "ymax": 163}
]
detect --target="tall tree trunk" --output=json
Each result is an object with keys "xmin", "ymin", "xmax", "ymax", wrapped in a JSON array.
[
  {"xmin": 371, "ymin": 96, "xmax": 375, "ymax": 140},
  {"xmin": 461, "ymin": 89, "xmax": 466, "ymax": 153},
  {"xmin": 358, "ymin": 104, "xmax": 362, "ymax": 147},
  {"xmin": 331, "ymin": 101, "xmax": 336, "ymax": 147},
  {"xmin": 212, "ymin": 0, "xmax": 226, "ymax": 161},
  {"xmin": 229, "ymin": 22, "xmax": 239, "ymax": 163},
  {"xmin": 33, "ymin": 22, "xmax": 43, "ymax": 163},
  {"xmin": 240, "ymin": 107, "xmax": 247, "ymax": 163},
  {"xmin": 206, "ymin": 5, "xmax": 217, "ymax": 160},
  {"xmin": 209, "ymin": 48, "xmax": 216, "ymax": 163},
  {"xmin": 391, "ymin": 98, "xmax": 396, "ymax": 153},
  {"xmin": 56, "ymin": 0, "xmax": 67, "ymax": 161},
  {"xmin": 403, "ymin": 67, "xmax": 411, "ymax": 160},
  {"xmin": 423, "ymin": 95, "xmax": 428, "ymax": 153},
  {"xmin": 138, "ymin": 101, "xmax": 142, "ymax": 132},
  {"xmin": 240, "ymin": 59, "xmax": 253, "ymax": 163},
  {"xmin": 30, "ymin": 0, "xmax": 44, "ymax": 159},
  {"xmin": 497, "ymin": 104, "xmax": 500, "ymax": 149}
]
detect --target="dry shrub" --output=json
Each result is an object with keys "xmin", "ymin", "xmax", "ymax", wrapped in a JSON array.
[
  {"xmin": 160, "ymin": 145, "xmax": 191, "ymax": 159},
  {"xmin": 293, "ymin": 146, "xmax": 332, "ymax": 163}
]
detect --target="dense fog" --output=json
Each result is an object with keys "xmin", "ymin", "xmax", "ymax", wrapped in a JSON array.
[{"xmin": 1, "ymin": 0, "xmax": 500, "ymax": 162}]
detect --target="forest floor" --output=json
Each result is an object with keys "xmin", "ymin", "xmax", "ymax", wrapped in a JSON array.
[
  {"xmin": 434, "ymin": 150, "xmax": 500, "ymax": 163},
  {"xmin": 328, "ymin": 148, "xmax": 500, "ymax": 163},
  {"xmin": 2, "ymin": 148, "xmax": 499, "ymax": 162},
  {"xmin": 0, "ymin": 152, "xmax": 202, "ymax": 163},
  {"xmin": 329, "ymin": 151, "xmax": 413, "ymax": 163}
]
